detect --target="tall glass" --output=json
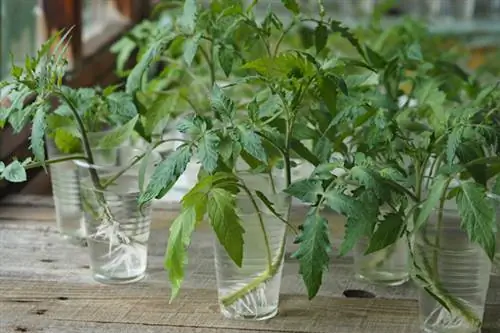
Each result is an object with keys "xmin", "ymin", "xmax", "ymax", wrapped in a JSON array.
[
  {"xmin": 75, "ymin": 147, "xmax": 155, "ymax": 284},
  {"xmin": 214, "ymin": 168, "xmax": 290, "ymax": 320}
]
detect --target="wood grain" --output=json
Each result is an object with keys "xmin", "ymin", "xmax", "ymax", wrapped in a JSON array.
[{"xmin": 1, "ymin": 195, "xmax": 500, "ymax": 332}]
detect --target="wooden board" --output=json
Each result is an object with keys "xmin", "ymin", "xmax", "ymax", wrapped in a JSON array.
[{"xmin": 1, "ymin": 195, "xmax": 500, "ymax": 333}]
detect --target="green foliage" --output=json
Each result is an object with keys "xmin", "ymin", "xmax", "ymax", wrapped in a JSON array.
[
  {"xmin": 457, "ymin": 182, "xmax": 496, "ymax": 260},
  {"xmin": 30, "ymin": 105, "xmax": 48, "ymax": 167},
  {"xmin": 285, "ymin": 179, "xmax": 323, "ymax": 204},
  {"xmin": 101, "ymin": 0, "xmax": 500, "ymax": 314},
  {"xmin": 139, "ymin": 146, "xmax": 192, "ymax": 204},
  {"xmin": 292, "ymin": 210, "xmax": 331, "ymax": 299},
  {"xmin": 197, "ymin": 132, "xmax": 220, "ymax": 173},
  {"xmin": 208, "ymin": 187, "xmax": 245, "ymax": 266},
  {"xmin": 365, "ymin": 213, "xmax": 404, "ymax": 254},
  {"xmin": 237, "ymin": 126, "xmax": 267, "ymax": 163},
  {"xmin": 281, "ymin": 0, "xmax": 300, "ymax": 14},
  {"xmin": 164, "ymin": 206, "xmax": 199, "ymax": 300},
  {"xmin": 1, "ymin": 160, "xmax": 27, "ymax": 183},
  {"xmin": 96, "ymin": 115, "xmax": 139, "ymax": 149}
]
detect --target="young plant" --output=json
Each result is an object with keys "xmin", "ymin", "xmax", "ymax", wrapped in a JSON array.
[
  {"xmin": 286, "ymin": 17, "xmax": 500, "ymax": 329},
  {"xmin": 0, "ymin": 30, "xmax": 182, "ymax": 242},
  {"xmin": 134, "ymin": 0, "xmax": 386, "ymax": 305}
]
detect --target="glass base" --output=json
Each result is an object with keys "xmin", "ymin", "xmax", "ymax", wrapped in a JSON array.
[
  {"xmin": 92, "ymin": 272, "xmax": 146, "ymax": 285},
  {"xmin": 421, "ymin": 325, "xmax": 480, "ymax": 333},
  {"xmin": 60, "ymin": 233, "xmax": 88, "ymax": 247},
  {"xmin": 355, "ymin": 272, "xmax": 409, "ymax": 287},
  {"xmin": 220, "ymin": 304, "xmax": 279, "ymax": 321}
]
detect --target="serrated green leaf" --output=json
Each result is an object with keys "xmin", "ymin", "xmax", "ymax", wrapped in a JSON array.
[
  {"xmin": 315, "ymin": 24, "xmax": 328, "ymax": 54},
  {"xmin": 407, "ymin": 43, "xmax": 423, "ymax": 61},
  {"xmin": 208, "ymin": 188, "xmax": 245, "ymax": 267},
  {"xmin": 96, "ymin": 115, "xmax": 138, "ymax": 149},
  {"xmin": 291, "ymin": 139, "xmax": 320, "ymax": 167},
  {"xmin": 165, "ymin": 206, "xmax": 199, "ymax": 301},
  {"xmin": 183, "ymin": 33, "xmax": 201, "ymax": 67},
  {"xmin": 126, "ymin": 36, "xmax": 171, "ymax": 94},
  {"xmin": 414, "ymin": 175, "xmax": 450, "ymax": 232},
  {"xmin": 319, "ymin": 74, "xmax": 338, "ymax": 115},
  {"xmin": 238, "ymin": 127, "xmax": 267, "ymax": 163},
  {"xmin": 144, "ymin": 93, "xmax": 178, "ymax": 136},
  {"xmin": 30, "ymin": 106, "xmax": 47, "ymax": 166},
  {"xmin": 259, "ymin": 94, "xmax": 281, "ymax": 118},
  {"xmin": 292, "ymin": 210, "xmax": 331, "ymax": 299},
  {"xmin": 350, "ymin": 166, "xmax": 389, "ymax": 200},
  {"xmin": 313, "ymin": 136, "xmax": 331, "ymax": 163},
  {"xmin": 179, "ymin": 0, "xmax": 197, "ymax": 34},
  {"xmin": 218, "ymin": 44, "xmax": 234, "ymax": 77},
  {"xmin": 447, "ymin": 127, "xmax": 464, "ymax": 165},
  {"xmin": 285, "ymin": 179, "xmax": 323, "ymax": 203},
  {"xmin": 0, "ymin": 162, "xmax": 5, "ymax": 173},
  {"xmin": 330, "ymin": 21, "xmax": 364, "ymax": 58},
  {"xmin": 365, "ymin": 213, "xmax": 404, "ymax": 254},
  {"xmin": 106, "ymin": 92, "xmax": 138, "ymax": 124},
  {"xmin": 457, "ymin": 182, "xmax": 496, "ymax": 260},
  {"xmin": 112, "ymin": 37, "xmax": 137, "ymax": 75},
  {"xmin": 2, "ymin": 160, "xmax": 27, "ymax": 183},
  {"xmin": 8, "ymin": 103, "xmax": 35, "ymax": 133},
  {"xmin": 198, "ymin": 132, "xmax": 220, "ymax": 173},
  {"xmin": 211, "ymin": 84, "xmax": 235, "ymax": 120},
  {"xmin": 364, "ymin": 46, "xmax": 386, "ymax": 69},
  {"xmin": 53, "ymin": 129, "xmax": 81, "ymax": 154},
  {"xmin": 339, "ymin": 190, "xmax": 378, "ymax": 255},
  {"xmin": 139, "ymin": 146, "xmax": 192, "ymax": 204},
  {"xmin": 281, "ymin": 0, "xmax": 300, "ymax": 14}
]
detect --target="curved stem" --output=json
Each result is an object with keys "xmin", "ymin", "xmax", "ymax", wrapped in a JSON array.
[
  {"xmin": 199, "ymin": 46, "xmax": 215, "ymax": 86},
  {"xmin": 101, "ymin": 138, "xmax": 190, "ymax": 189},
  {"xmin": 24, "ymin": 154, "xmax": 87, "ymax": 171},
  {"xmin": 239, "ymin": 181, "xmax": 272, "ymax": 272},
  {"xmin": 273, "ymin": 21, "xmax": 296, "ymax": 57},
  {"xmin": 56, "ymin": 91, "xmax": 101, "ymax": 190},
  {"xmin": 220, "ymin": 179, "xmax": 284, "ymax": 308}
]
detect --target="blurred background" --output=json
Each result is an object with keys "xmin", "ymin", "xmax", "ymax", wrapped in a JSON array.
[{"xmin": 1, "ymin": 0, "xmax": 499, "ymax": 198}]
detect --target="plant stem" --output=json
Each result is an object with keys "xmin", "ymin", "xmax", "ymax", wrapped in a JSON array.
[
  {"xmin": 220, "ymin": 181, "xmax": 283, "ymax": 307},
  {"xmin": 199, "ymin": 46, "xmax": 215, "ymax": 86},
  {"xmin": 24, "ymin": 154, "xmax": 87, "ymax": 171},
  {"xmin": 101, "ymin": 138, "xmax": 189, "ymax": 189},
  {"xmin": 56, "ymin": 91, "xmax": 102, "ymax": 190},
  {"xmin": 432, "ymin": 178, "xmax": 452, "ymax": 276},
  {"xmin": 239, "ymin": 181, "xmax": 272, "ymax": 272}
]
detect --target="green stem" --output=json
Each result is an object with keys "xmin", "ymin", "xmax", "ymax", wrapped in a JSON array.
[
  {"xmin": 101, "ymin": 138, "xmax": 189, "ymax": 189},
  {"xmin": 56, "ymin": 91, "xmax": 102, "ymax": 190},
  {"xmin": 221, "ymin": 239, "xmax": 286, "ymax": 307},
  {"xmin": 240, "ymin": 182, "xmax": 272, "ymax": 271},
  {"xmin": 199, "ymin": 46, "xmax": 215, "ymax": 86},
  {"xmin": 273, "ymin": 21, "xmax": 296, "ymax": 58},
  {"xmin": 24, "ymin": 154, "xmax": 87, "ymax": 171},
  {"xmin": 220, "ymin": 181, "xmax": 281, "ymax": 307}
]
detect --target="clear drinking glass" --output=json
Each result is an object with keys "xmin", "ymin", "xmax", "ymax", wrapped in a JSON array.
[
  {"xmin": 413, "ymin": 208, "xmax": 491, "ymax": 333},
  {"xmin": 46, "ymin": 138, "xmax": 86, "ymax": 244},
  {"xmin": 214, "ymin": 168, "xmax": 291, "ymax": 320},
  {"xmin": 75, "ymin": 147, "xmax": 154, "ymax": 284},
  {"xmin": 353, "ymin": 236, "xmax": 410, "ymax": 286}
]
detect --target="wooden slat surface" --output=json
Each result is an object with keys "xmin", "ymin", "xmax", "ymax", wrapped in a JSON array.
[{"xmin": 1, "ymin": 195, "xmax": 500, "ymax": 333}]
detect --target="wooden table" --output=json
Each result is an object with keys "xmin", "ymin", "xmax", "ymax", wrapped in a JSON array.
[{"xmin": 1, "ymin": 195, "xmax": 499, "ymax": 333}]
